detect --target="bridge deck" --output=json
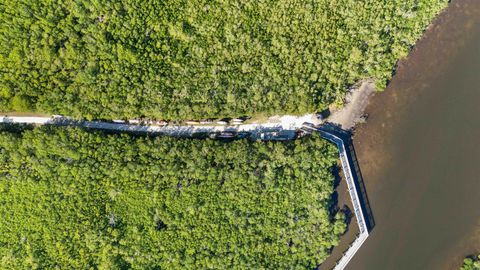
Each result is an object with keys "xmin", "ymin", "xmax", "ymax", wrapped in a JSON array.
[{"xmin": 302, "ymin": 124, "xmax": 370, "ymax": 270}]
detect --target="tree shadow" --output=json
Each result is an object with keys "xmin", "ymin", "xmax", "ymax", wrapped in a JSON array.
[
  {"xmin": 340, "ymin": 205, "xmax": 353, "ymax": 233},
  {"xmin": 0, "ymin": 122, "xmax": 35, "ymax": 133},
  {"xmin": 317, "ymin": 122, "xmax": 376, "ymax": 232},
  {"xmin": 347, "ymin": 140, "xmax": 376, "ymax": 231}
]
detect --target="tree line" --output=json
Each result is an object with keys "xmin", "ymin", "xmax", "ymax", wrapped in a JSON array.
[
  {"xmin": 0, "ymin": 0, "xmax": 448, "ymax": 120},
  {"xmin": 0, "ymin": 124, "xmax": 345, "ymax": 269}
]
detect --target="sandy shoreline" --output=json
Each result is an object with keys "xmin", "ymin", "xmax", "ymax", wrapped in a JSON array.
[{"xmin": 326, "ymin": 80, "xmax": 376, "ymax": 130}]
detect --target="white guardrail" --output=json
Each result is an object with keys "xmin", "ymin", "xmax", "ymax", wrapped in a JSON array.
[{"xmin": 302, "ymin": 124, "xmax": 369, "ymax": 270}]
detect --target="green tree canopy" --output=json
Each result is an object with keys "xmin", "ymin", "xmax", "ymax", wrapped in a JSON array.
[
  {"xmin": 0, "ymin": 0, "xmax": 448, "ymax": 119},
  {"xmin": 0, "ymin": 125, "xmax": 345, "ymax": 269},
  {"xmin": 462, "ymin": 254, "xmax": 480, "ymax": 270}
]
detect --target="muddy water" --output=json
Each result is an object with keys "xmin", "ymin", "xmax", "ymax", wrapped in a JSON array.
[{"xmin": 348, "ymin": 1, "xmax": 480, "ymax": 269}]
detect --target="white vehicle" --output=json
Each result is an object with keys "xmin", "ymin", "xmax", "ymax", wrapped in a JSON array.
[
  {"xmin": 129, "ymin": 119, "xmax": 140, "ymax": 124},
  {"xmin": 231, "ymin": 119, "xmax": 243, "ymax": 125},
  {"xmin": 155, "ymin": 120, "xmax": 168, "ymax": 126}
]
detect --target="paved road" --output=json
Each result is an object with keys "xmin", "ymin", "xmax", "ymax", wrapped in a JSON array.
[{"xmin": 0, "ymin": 115, "xmax": 310, "ymax": 139}]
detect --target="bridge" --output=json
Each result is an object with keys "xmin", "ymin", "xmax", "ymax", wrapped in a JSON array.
[{"xmin": 302, "ymin": 123, "xmax": 372, "ymax": 270}]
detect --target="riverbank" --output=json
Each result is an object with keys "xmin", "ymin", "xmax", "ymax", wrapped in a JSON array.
[
  {"xmin": 326, "ymin": 81, "xmax": 375, "ymax": 130},
  {"xmin": 347, "ymin": 0, "xmax": 480, "ymax": 269}
]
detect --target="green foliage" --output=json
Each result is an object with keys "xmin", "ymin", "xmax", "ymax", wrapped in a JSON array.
[
  {"xmin": 462, "ymin": 255, "xmax": 480, "ymax": 270},
  {"xmin": 0, "ymin": 0, "xmax": 448, "ymax": 119},
  {"xmin": 0, "ymin": 125, "xmax": 345, "ymax": 269},
  {"xmin": 10, "ymin": 95, "xmax": 32, "ymax": 111}
]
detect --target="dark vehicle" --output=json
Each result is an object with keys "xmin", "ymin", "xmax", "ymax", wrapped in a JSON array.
[
  {"xmin": 208, "ymin": 131, "xmax": 236, "ymax": 139},
  {"xmin": 259, "ymin": 130, "xmax": 294, "ymax": 141},
  {"xmin": 217, "ymin": 132, "xmax": 236, "ymax": 138},
  {"xmin": 236, "ymin": 132, "xmax": 250, "ymax": 139}
]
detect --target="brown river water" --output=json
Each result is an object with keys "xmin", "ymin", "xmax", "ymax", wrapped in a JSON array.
[{"xmin": 347, "ymin": 1, "xmax": 480, "ymax": 269}]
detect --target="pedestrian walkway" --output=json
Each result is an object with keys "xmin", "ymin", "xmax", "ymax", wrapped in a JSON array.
[{"xmin": 302, "ymin": 123, "xmax": 370, "ymax": 270}]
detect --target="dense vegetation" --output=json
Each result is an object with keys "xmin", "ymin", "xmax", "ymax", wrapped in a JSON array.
[
  {"xmin": 462, "ymin": 254, "xmax": 480, "ymax": 270},
  {"xmin": 0, "ymin": 0, "xmax": 448, "ymax": 119},
  {"xmin": 0, "ymin": 125, "xmax": 345, "ymax": 269}
]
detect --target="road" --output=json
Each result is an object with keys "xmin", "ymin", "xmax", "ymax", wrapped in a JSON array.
[{"xmin": 0, "ymin": 115, "xmax": 319, "ymax": 138}]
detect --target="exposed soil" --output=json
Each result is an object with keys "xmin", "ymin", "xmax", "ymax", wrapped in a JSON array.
[{"xmin": 327, "ymin": 81, "xmax": 376, "ymax": 130}]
